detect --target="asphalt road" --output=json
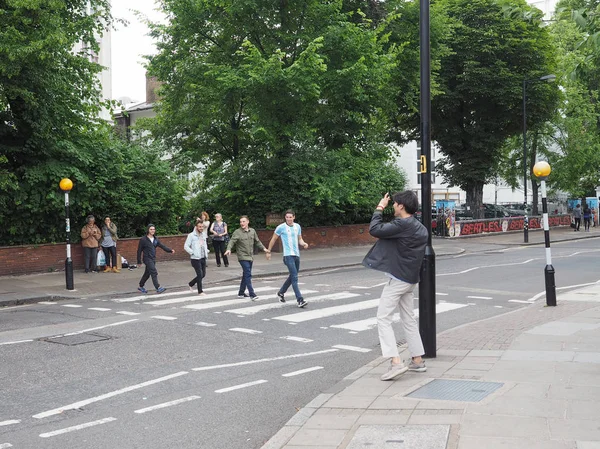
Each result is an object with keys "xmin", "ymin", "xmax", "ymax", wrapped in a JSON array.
[{"xmin": 1, "ymin": 237, "xmax": 598, "ymax": 449}]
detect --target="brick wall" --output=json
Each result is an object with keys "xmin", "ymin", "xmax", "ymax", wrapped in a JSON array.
[{"xmin": 0, "ymin": 224, "xmax": 376, "ymax": 276}]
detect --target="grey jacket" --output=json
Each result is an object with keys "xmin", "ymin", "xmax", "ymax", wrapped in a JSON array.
[{"xmin": 362, "ymin": 211, "xmax": 428, "ymax": 284}]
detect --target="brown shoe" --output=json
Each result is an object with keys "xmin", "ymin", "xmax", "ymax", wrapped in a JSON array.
[
  {"xmin": 112, "ymin": 267, "xmax": 121, "ymax": 273},
  {"xmin": 103, "ymin": 267, "xmax": 111, "ymax": 273}
]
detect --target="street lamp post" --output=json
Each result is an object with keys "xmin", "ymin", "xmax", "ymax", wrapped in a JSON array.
[
  {"xmin": 533, "ymin": 161, "xmax": 556, "ymax": 306},
  {"xmin": 418, "ymin": 0, "xmax": 436, "ymax": 358},
  {"xmin": 522, "ymin": 74, "xmax": 556, "ymax": 243},
  {"xmin": 59, "ymin": 178, "xmax": 74, "ymax": 290}
]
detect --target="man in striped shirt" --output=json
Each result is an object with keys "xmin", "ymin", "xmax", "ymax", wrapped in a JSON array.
[{"xmin": 267, "ymin": 210, "xmax": 309, "ymax": 308}]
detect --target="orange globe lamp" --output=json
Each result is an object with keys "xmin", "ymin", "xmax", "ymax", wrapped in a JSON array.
[
  {"xmin": 533, "ymin": 161, "xmax": 551, "ymax": 179},
  {"xmin": 59, "ymin": 178, "xmax": 73, "ymax": 192}
]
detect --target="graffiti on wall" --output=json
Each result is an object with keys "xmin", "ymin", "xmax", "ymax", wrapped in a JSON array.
[{"xmin": 454, "ymin": 215, "xmax": 571, "ymax": 237}]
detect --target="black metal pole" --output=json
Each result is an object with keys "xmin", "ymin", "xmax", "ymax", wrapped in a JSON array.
[
  {"xmin": 418, "ymin": 0, "xmax": 436, "ymax": 358},
  {"xmin": 65, "ymin": 192, "xmax": 74, "ymax": 290},
  {"xmin": 522, "ymin": 80, "xmax": 529, "ymax": 243},
  {"xmin": 540, "ymin": 180, "xmax": 556, "ymax": 306}
]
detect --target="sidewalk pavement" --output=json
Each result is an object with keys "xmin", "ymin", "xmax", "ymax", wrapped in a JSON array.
[{"xmin": 262, "ymin": 284, "xmax": 600, "ymax": 449}]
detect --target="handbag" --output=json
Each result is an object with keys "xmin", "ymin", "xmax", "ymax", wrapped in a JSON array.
[{"xmin": 224, "ymin": 234, "xmax": 230, "ymax": 244}]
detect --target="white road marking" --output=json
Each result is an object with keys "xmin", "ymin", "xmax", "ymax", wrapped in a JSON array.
[
  {"xmin": 262, "ymin": 318, "xmax": 271, "ymax": 321},
  {"xmin": 215, "ymin": 380, "xmax": 268, "ymax": 393},
  {"xmin": 116, "ymin": 311, "xmax": 141, "ymax": 316},
  {"xmin": 62, "ymin": 304, "xmax": 82, "ymax": 308},
  {"xmin": 39, "ymin": 417, "xmax": 117, "ymax": 438},
  {"xmin": 350, "ymin": 282, "xmax": 387, "ymax": 289},
  {"xmin": 314, "ymin": 284, "xmax": 330, "ymax": 287},
  {"xmin": 317, "ymin": 268, "xmax": 341, "ymax": 274},
  {"xmin": 223, "ymin": 290, "xmax": 330, "ymax": 315},
  {"xmin": 349, "ymin": 331, "xmax": 358, "ymax": 334},
  {"xmin": 113, "ymin": 285, "xmax": 239, "ymax": 303},
  {"xmin": 494, "ymin": 306, "xmax": 503, "ymax": 308},
  {"xmin": 320, "ymin": 327, "xmax": 328, "ymax": 329},
  {"xmin": 229, "ymin": 328, "xmax": 262, "ymax": 335},
  {"xmin": 332, "ymin": 345, "xmax": 371, "ymax": 353},
  {"xmin": 38, "ymin": 301, "xmax": 57, "ymax": 305},
  {"xmin": 33, "ymin": 371, "xmax": 188, "ymax": 419},
  {"xmin": 58, "ymin": 319, "xmax": 139, "ymax": 337},
  {"xmin": 0, "ymin": 443, "xmax": 13, "ymax": 448},
  {"xmin": 273, "ymin": 297, "xmax": 378, "ymax": 323},
  {"xmin": 282, "ymin": 366, "xmax": 323, "ymax": 377},
  {"xmin": 508, "ymin": 300, "xmax": 531, "ymax": 304},
  {"xmin": 527, "ymin": 280, "xmax": 600, "ymax": 302},
  {"xmin": 195, "ymin": 321, "xmax": 217, "ymax": 327},
  {"xmin": 0, "ymin": 340, "xmax": 33, "ymax": 346},
  {"xmin": 184, "ymin": 295, "xmax": 275, "ymax": 311},
  {"xmin": 88, "ymin": 307, "xmax": 111, "ymax": 311},
  {"xmin": 467, "ymin": 296, "xmax": 493, "ymax": 300},
  {"xmin": 151, "ymin": 316, "xmax": 177, "ymax": 321},
  {"xmin": 134, "ymin": 395, "xmax": 201, "ymax": 414},
  {"xmin": 146, "ymin": 287, "xmax": 277, "ymax": 306},
  {"xmin": 192, "ymin": 349, "xmax": 339, "ymax": 372},
  {"xmin": 0, "ymin": 420, "xmax": 20, "ymax": 427},
  {"xmin": 280, "ymin": 336, "xmax": 313, "ymax": 343},
  {"xmin": 436, "ymin": 292, "xmax": 449, "ymax": 296}
]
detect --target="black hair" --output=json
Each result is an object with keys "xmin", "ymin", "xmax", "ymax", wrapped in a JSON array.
[{"xmin": 392, "ymin": 191, "xmax": 419, "ymax": 215}]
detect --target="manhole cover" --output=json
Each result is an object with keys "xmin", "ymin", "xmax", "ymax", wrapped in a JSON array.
[
  {"xmin": 406, "ymin": 379, "xmax": 503, "ymax": 402},
  {"xmin": 41, "ymin": 332, "xmax": 112, "ymax": 346},
  {"xmin": 346, "ymin": 425, "xmax": 449, "ymax": 449}
]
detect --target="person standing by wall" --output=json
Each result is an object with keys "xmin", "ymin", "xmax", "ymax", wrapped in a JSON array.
[
  {"xmin": 224, "ymin": 216, "xmax": 270, "ymax": 300},
  {"xmin": 267, "ymin": 210, "xmax": 309, "ymax": 308},
  {"xmin": 80, "ymin": 215, "xmax": 101, "ymax": 273},
  {"xmin": 583, "ymin": 204, "xmax": 592, "ymax": 232},
  {"xmin": 184, "ymin": 221, "xmax": 208, "ymax": 295},
  {"xmin": 573, "ymin": 204, "xmax": 582, "ymax": 231},
  {"xmin": 209, "ymin": 213, "xmax": 229, "ymax": 267},
  {"xmin": 136, "ymin": 224, "xmax": 175, "ymax": 294},
  {"xmin": 100, "ymin": 216, "xmax": 119, "ymax": 273},
  {"xmin": 363, "ymin": 191, "xmax": 429, "ymax": 381}
]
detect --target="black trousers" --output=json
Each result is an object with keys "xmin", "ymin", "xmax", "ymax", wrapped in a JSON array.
[
  {"xmin": 102, "ymin": 246, "xmax": 117, "ymax": 267},
  {"xmin": 140, "ymin": 258, "xmax": 160, "ymax": 289},
  {"xmin": 189, "ymin": 258, "xmax": 207, "ymax": 293},
  {"xmin": 83, "ymin": 247, "xmax": 98, "ymax": 272},
  {"xmin": 212, "ymin": 240, "xmax": 229, "ymax": 266},
  {"xmin": 575, "ymin": 217, "xmax": 581, "ymax": 231}
]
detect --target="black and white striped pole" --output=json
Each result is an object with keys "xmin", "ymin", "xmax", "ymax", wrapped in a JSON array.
[
  {"xmin": 59, "ymin": 178, "xmax": 75, "ymax": 291},
  {"xmin": 533, "ymin": 161, "xmax": 556, "ymax": 306}
]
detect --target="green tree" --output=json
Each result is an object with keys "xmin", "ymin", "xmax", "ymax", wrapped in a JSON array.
[{"xmin": 432, "ymin": 0, "xmax": 559, "ymax": 218}]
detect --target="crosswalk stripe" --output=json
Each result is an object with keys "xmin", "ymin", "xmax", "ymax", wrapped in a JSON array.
[
  {"xmin": 224, "ymin": 290, "xmax": 338, "ymax": 315},
  {"xmin": 145, "ymin": 286, "xmax": 277, "ymax": 306},
  {"xmin": 330, "ymin": 302, "xmax": 469, "ymax": 332},
  {"xmin": 116, "ymin": 311, "xmax": 141, "ymax": 316},
  {"xmin": 112, "ymin": 285, "xmax": 241, "ymax": 303},
  {"xmin": 332, "ymin": 345, "xmax": 372, "ymax": 353},
  {"xmin": 273, "ymin": 298, "xmax": 379, "ymax": 323}
]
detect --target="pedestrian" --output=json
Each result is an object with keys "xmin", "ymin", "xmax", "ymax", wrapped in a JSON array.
[
  {"xmin": 362, "ymin": 191, "xmax": 429, "ymax": 381},
  {"xmin": 100, "ymin": 216, "xmax": 119, "ymax": 273},
  {"xmin": 209, "ymin": 213, "xmax": 229, "ymax": 267},
  {"xmin": 198, "ymin": 211, "xmax": 210, "ymax": 249},
  {"xmin": 583, "ymin": 204, "xmax": 592, "ymax": 232},
  {"xmin": 136, "ymin": 224, "xmax": 175, "ymax": 294},
  {"xmin": 80, "ymin": 215, "xmax": 101, "ymax": 273},
  {"xmin": 573, "ymin": 204, "xmax": 582, "ymax": 231},
  {"xmin": 224, "ymin": 215, "xmax": 271, "ymax": 300},
  {"xmin": 267, "ymin": 210, "xmax": 309, "ymax": 308},
  {"xmin": 184, "ymin": 221, "xmax": 208, "ymax": 295}
]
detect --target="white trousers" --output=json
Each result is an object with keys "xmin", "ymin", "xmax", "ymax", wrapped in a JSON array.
[{"xmin": 377, "ymin": 277, "xmax": 425, "ymax": 358}]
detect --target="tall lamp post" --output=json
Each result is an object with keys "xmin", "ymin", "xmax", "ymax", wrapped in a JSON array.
[
  {"xmin": 418, "ymin": 0, "xmax": 436, "ymax": 358},
  {"xmin": 533, "ymin": 161, "xmax": 556, "ymax": 306},
  {"xmin": 59, "ymin": 178, "xmax": 74, "ymax": 290},
  {"xmin": 522, "ymin": 74, "xmax": 556, "ymax": 243}
]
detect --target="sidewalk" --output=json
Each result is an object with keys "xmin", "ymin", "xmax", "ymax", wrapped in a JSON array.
[{"xmin": 262, "ymin": 284, "xmax": 600, "ymax": 449}]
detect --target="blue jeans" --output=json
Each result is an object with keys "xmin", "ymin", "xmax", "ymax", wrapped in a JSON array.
[
  {"xmin": 280, "ymin": 256, "xmax": 302, "ymax": 302},
  {"xmin": 238, "ymin": 260, "xmax": 255, "ymax": 297}
]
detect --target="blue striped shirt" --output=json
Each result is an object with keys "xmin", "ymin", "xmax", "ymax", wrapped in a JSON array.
[{"xmin": 275, "ymin": 223, "xmax": 301, "ymax": 256}]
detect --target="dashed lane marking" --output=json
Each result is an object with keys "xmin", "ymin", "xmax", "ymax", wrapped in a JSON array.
[
  {"xmin": 151, "ymin": 316, "xmax": 178, "ymax": 321},
  {"xmin": 467, "ymin": 296, "xmax": 493, "ymax": 300},
  {"xmin": 0, "ymin": 420, "xmax": 20, "ymax": 427},
  {"xmin": 332, "ymin": 345, "xmax": 372, "ymax": 353},
  {"xmin": 39, "ymin": 417, "xmax": 117, "ymax": 438},
  {"xmin": 229, "ymin": 328, "xmax": 262, "ymax": 335},
  {"xmin": 88, "ymin": 307, "xmax": 111, "ymax": 311},
  {"xmin": 116, "ymin": 311, "xmax": 141, "ymax": 316},
  {"xmin": 280, "ymin": 336, "xmax": 313, "ymax": 343},
  {"xmin": 195, "ymin": 322, "xmax": 217, "ymax": 327},
  {"xmin": 215, "ymin": 380, "xmax": 268, "ymax": 393},
  {"xmin": 61, "ymin": 304, "xmax": 82, "ymax": 308},
  {"xmin": 59, "ymin": 319, "xmax": 139, "ymax": 337},
  {"xmin": 282, "ymin": 366, "xmax": 323, "ymax": 377},
  {"xmin": 0, "ymin": 340, "xmax": 33, "ymax": 346},
  {"xmin": 134, "ymin": 395, "xmax": 201, "ymax": 414},
  {"xmin": 0, "ymin": 443, "xmax": 13, "ymax": 448}
]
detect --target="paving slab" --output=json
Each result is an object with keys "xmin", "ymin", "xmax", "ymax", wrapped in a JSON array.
[
  {"xmin": 345, "ymin": 425, "xmax": 450, "ymax": 449},
  {"xmin": 457, "ymin": 436, "xmax": 576, "ymax": 449}
]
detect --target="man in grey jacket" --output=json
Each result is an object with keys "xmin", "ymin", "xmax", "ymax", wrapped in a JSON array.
[{"xmin": 363, "ymin": 191, "xmax": 429, "ymax": 381}]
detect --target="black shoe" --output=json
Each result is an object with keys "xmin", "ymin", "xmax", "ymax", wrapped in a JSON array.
[
  {"xmin": 277, "ymin": 292, "xmax": 286, "ymax": 303},
  {"xmin": 297, "ymin": 299, "xmax": 307, "ymax": 308},
  {"xmin": 238, "ymin": 293, "xmax": 249, "ymax": 298},
  {"xmin": 217, "ymin": 264, "xmax": 221, "ymax": 267},
  {"xmin": 225, "ymin": 264, "xmax": 229, "ymax": 267}
]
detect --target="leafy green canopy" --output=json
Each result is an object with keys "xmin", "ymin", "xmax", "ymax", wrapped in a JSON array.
[
  {"xmin": 432, "ymin": 0, "xmax": 559, "ymax": 215},
  {"xmin": 145, "ymin": 0, "xmax": 414, "ymax": 225}
]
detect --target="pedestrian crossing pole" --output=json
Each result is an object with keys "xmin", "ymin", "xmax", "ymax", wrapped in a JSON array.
[
  {"xmin": 533, "ymin": 162, "xmax": 556, "ymax": 307},
  {"xmin": 418, "ymin": 0, "xmax": 437, "ymax": 357},
  {"xmin": 59, "ymin": 178, "xmax": 75, "ymax": 291}
]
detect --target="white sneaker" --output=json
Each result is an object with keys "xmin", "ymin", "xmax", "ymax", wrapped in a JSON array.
[{"xmin": 380, "ymin": 362, "xmax": 408, "ymax": 381}]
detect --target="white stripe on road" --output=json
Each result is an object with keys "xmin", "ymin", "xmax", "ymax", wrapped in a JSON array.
[
  {"xmin": 0, "ymin": 420, "xmax": 20, "ymax": 427},
  {"xmin": 39, "ymin": 417, "xmax": 117, "ymax": 438},
  {"xmin": 116, "ymin": 311, "xmax": 141, "ymax": 316},
  {"xmin": 280, "ymin": 336, "xmax": 313, "ymax": 343},
  {"xmin": 0, "ymin": 340, "xmax": 33, "ymax": 346},
  {"xmin": 436, "ymin": 292, "xmax": 449, "ymax": 296},
  {"xmin": 33, "ymin": 371, "xmax": 188, "ymax": 419},
  {"xmin": 329, "ymin": 302, "xmax": 468, "ymax": 332},
  {"xmin": 508, "ymin": 300, "xmax": 531, "ymax": 304},
  {"xmin": 88, "ymin": 307, "xmax": 111, "ymax": 311},
  {"xmin": 62, "ymin": 304, "xmax": 82, "ymax": 308},
  {"xmin": 282, "ymin": 366, "xmax": 323, "ymax": 377},
  {"xmin": 146, "ymin": 287, "xmax": 277, "ymax": 306},
  {"xmin": 273, "ymin": 298, "xmax": 378, "ymax": 323},
  {"xmin": 113, "ymin": 285, "xmax": 239, "ymax": 303},
  {"xmin": 195, "ymin": 321, "xmax": 217, "ymax": 327},
  {"xmin": 134, "ymin": 395, "xmax": 201, "ymax": 414},
  {"xmin": 192, "ymin": 349, "xmax": 339, "ymax": 372},
  {"xmin": 332, "ymin": 345, "xmax": 372, "ymax": 353},
  {"xmin": 151, "ymin": 316, "xmax": 178, "ymax": 321},
  {"xmin": 38, "ymin": 301, "xmax": 57, "ymax": 305},
  {"xmin": 58, "ymin": 319, "xmax": 139, "ymax": 337},
  {"xmin": 224, "ymin": 291, "xmax": 345, "ymax": 315},
  {"xmin": 184, "ymin": 295, "xmax": 275, "ymax": 311},
  {"xmin": 215, "ymin": 380, "xmax": 268, "ymax": 393},
  {"xmin": 229, "ymin": 328, "xmax": 262, "ymax": 334},
  {"xmin": 0, "ymin": 443, "xmax": 13, "ymax": 448},
  {"xmin": 467, "ymin": 296, "xmax": 493, "ymax": 300}
]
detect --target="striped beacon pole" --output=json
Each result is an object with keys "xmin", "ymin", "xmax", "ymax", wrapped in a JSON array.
[
  {"xmin": 59, "ymin": 178, "xmax": 75, "ymax": 291},
  {"xmin": 533, "ymin": 161, "xmax": 556, "ymax": 306}
]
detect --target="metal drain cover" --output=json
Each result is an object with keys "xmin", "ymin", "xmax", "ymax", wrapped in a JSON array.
[
  {"xmin": 406, "ymin": 379, "xmax": 503, "ymax": 402},
  {"xmin": 346, "ymin": 425, "xmax": 449, "ymax": 449},
  {"xmin": 41, "ymin": 332, "xmax": 112, "ymax": 346}
]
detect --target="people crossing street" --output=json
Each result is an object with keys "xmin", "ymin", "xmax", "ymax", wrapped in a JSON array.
[{"xmin": 136, "ymin": 224, "xmax": 175, "ymax": 294}]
